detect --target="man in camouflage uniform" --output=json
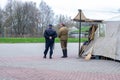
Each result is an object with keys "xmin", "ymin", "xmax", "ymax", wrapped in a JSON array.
[{"xmin": 58, "ymin": 23, "xmax": 68, "ymax": 58}]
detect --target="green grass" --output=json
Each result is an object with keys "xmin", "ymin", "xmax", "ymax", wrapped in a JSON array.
[
  {"xmin": 0, "ymin": 38, "xmax": 88, "ymax": 43},
  {"xmin": 0, "ymin": 38, "xmax": 44, "ymax": 43}
]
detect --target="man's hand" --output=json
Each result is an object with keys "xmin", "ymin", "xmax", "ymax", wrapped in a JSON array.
[{"xmin": 49, "ymin": 36, "xmax": 52, "ymax": 39}]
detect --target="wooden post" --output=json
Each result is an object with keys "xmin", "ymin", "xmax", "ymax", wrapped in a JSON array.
[{"xmin": 78, "ymin": 9, "xmax": 82, "ymax": 57}]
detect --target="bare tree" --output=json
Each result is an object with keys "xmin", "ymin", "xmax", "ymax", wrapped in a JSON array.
[
  {"xmin": 2, "ymin": 0, "xmax": 14, "ymax": 37},
  {"xmin": 0, "ymin": 8, "xmax": 4, "ymax": 37},
  {"xmin": 2, "ymin": 0, "xmax": 54, "ymax": 37},
  {"xmin": 39, "ymin": 0, "xmax": 54, "ymax": 35},
  {"xmin": 55, "ymin": 14, "xmax": 74, "ymax": 28},
  {"xmin": 4, "ymin": 0, "xmax": 40, "ymax": 37},
  {"xmin": 20, "ymin": 2, "xmax": 40, "ymax": 37}
]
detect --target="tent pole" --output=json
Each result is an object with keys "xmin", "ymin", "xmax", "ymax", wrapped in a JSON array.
[{"xmin": 78, "ymin": 9, "xmax": 82, "ymax": 57}]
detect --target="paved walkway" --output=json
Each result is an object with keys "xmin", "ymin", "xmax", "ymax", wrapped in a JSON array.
[{"xmin": 0, "ymin": 43, "xmax": 120, "ymax": 80}]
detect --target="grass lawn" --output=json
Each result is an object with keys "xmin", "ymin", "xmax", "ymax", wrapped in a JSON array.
[{"xmin": 0, "ymin": 38, "xmax": 88, "ymax": 43}]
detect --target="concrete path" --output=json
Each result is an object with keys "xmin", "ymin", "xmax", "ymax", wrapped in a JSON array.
[{"xmin": 0, "ymin": 43, "xmax": 120, "ymax": 80}]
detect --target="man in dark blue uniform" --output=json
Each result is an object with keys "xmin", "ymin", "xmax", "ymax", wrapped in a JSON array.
[{"xmin": 43, "ymin": 24, "xmax": 57, "ymax": 59}]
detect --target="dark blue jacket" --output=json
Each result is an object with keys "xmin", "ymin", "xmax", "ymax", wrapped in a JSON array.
[{"xmin": 44, "ymin": 27, "xmax": 57, "ymax": 43}]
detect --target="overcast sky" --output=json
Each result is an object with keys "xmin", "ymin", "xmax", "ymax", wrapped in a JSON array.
[{"xmin": 0, "ymin": 0, "xmax": 120, "ymax": 20}]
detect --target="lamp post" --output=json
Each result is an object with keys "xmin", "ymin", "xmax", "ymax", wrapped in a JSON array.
[{"xmin": 78, "ymin": 9, "xmax": 82, "ymax": 57}]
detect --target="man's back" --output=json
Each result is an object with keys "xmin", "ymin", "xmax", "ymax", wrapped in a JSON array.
[
  {"xmin": 44, "ymin": 27, "xmax": 57, "ymax": 42},
  {"xmin": 58, "ymin": 27, "xmax": 68, "ymax": 40}
]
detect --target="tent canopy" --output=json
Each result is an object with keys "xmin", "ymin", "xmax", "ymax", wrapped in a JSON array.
[{"xmin": 73, "ymin": 11, "xmax": 103, "ymax": 22}]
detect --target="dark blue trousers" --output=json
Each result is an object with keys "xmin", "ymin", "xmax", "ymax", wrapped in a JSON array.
[{"xmin": 44, "ymin": 41, "xmax": 54, "ymax": 58}]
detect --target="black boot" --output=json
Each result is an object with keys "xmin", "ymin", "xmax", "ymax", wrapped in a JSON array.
[
  {"xmin": 43, "ymin": 53, "xmax": 47, "ymax": 58},
  {"xmin": 61, "ymin": 49, "xmax": 65, "ymax": 58},
  {"xmin": 49, "ymin": 56, "xmax": 52, "ymax": 59},
  {"xmin": 43, "ymin": 54, "xmax": 46, "ymax": 58},
  {"xmin": 64, "ymin": 49, "xmax": 67, "ymax": 57},
  {"xmin": 49, "ymin": 53, "xmax": 53, "ymax": 59}
]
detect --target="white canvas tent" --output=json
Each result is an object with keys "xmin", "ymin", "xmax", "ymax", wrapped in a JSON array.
[
  {"xmin": 82, "ymin": 22, "xmax": 120, "ymax": 60},
  {"xmin": 92, "ymin": 15, "xmax": 120, "ymax": 61},
  {"xmin": 74, "ymin": 10, "xmax": 120, "ymax": 61}
]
